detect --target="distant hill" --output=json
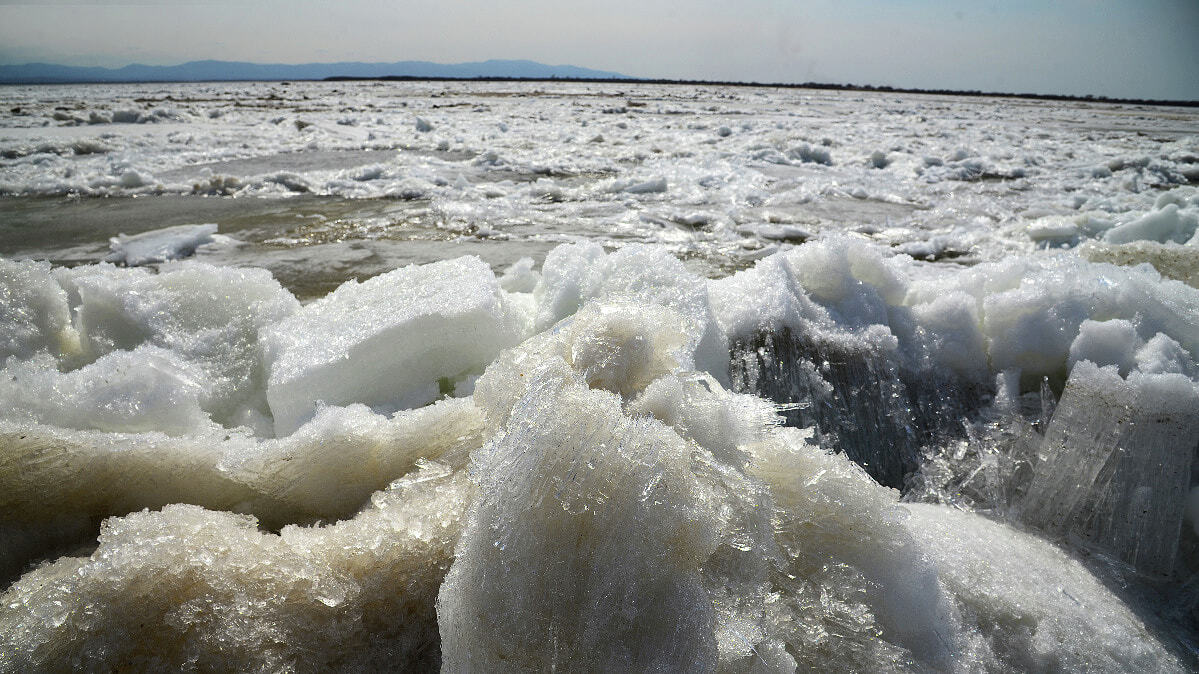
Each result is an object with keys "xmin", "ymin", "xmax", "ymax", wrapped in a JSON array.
[{"xmin": 0, "ymin": 59, "xmax": 628, "ymax": 84}]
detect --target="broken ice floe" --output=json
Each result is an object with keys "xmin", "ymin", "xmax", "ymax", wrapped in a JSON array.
[{"xmin": 105, "ymin": 223, "xmax": 228, "ymax": 266}]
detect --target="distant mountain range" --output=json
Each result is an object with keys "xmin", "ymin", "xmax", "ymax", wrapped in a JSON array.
[{"xmin": 0, "ymin": 59, "xmax": 628, "ymax": 84}]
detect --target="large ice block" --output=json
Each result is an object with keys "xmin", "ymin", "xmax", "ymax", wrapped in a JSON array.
[
  {"xmin": 263, "ymin": 256, "xmax": 520, "ymax": 436},
  {"xmin": 64, "ymin": 261, "xmax": 299, "ymax": 427},
  {"xmin": 1020, "ymin": 361, "xmax": 1199, "ymax": 576},
  {"xmin": 438, "ymin": 380, "xmax": 725, "ymax": 672}
]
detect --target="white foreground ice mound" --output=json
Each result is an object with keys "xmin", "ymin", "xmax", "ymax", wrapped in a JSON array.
[
  {"xmin": 263, "ymin": 256, "xmax": 522, "ymax": 436},
  {"xmin": 0, "ymin": 259, "xmax": 78, "ymax": 362},
  {"xmin": 0, "ymin": 250, "xmax": 1192, "ymax": 672},
  {"xmin": 905, "ymin": 504, "xmax": 1184, "ymax": 673}
]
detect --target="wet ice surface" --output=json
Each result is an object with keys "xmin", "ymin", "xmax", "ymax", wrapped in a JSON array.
[{"xmin": 1, "ymin": 82, "xmax": 1199, "ymax": 672}]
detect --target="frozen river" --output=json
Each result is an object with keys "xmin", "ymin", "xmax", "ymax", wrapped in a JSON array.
[{"xmin": 1, "ymin": 81, "xmax": 1198, "ymax": 671}]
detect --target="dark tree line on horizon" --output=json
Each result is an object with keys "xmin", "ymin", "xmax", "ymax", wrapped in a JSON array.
[{"xmin": 321, "ymin": 75, "xmax": 1198, "ymax": 108}]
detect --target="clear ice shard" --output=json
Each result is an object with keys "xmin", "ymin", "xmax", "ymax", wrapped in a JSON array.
[
  {"xmin": 1020, "ymin": 360, "xmax": 1199, "ymax": 577},
  {"xmin": 729, "ymin": 326, "xmax": 978, "ymax": 488}
]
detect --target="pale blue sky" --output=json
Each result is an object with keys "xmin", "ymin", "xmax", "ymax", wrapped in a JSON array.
[{"xmin": 1, "ymin": 0, "xmax": 1196, "ymax": 99}]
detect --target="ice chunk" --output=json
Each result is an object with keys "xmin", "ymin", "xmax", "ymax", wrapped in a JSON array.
[
  {"xmin": 218, "ymin": 398, "xmax": 486, "ymax": 518},
  {"xmin": 0, "ymin": 419, "xmax": 264, "ymax": 574},
  {"xmin": 67, "ymin": 262, "xmax": 299, "ymax": 426},
  {"xmin": 1080, "ymin": 240, "xmax": 1199, "ymax": 289},
  {"xmin": 531, "ymin": 242, "xmax": 607, "ymax": 330},
  {"xmin": 472, "ymin": 302, "xmax": 697, "ymax": 430},
  {"xmin": 0, "ymin": 259, "xmax": 79, "ymax": 362},
  {"xmin": 730, "ymin": 326, "xmax": 978, "ymax": 488},
  {"xmin": 894, "ymin": 235, "xmax": 964, "ymax": 261},
  {"xmin": 710, "ymin": 238, "xmax": 1199, "ymax": 492},
  {"xmin": 447, "ymin": 309, "xmax": 955, "ymax": 670},
  {"xmin": 1067, "ymin": 319, "xmax": 1140, "ymax": 377},
  {"xmin": 629, "ymin": 372, "xmax": 781, "ymax": 466},
  {"xmin": 1026, "ymin": 215, "xmax": 1081, "ymax": 247},
  {"xmin": 533, "ymin": 244, "xmax": 728, "ymax": 382},
  {"xmin": 0, "ymin": 462, "xmax": 469, "ymax": 672},
  {"xmin": 1020, "ymin": 361, "xmax": 1199, "ymax": 576},
  {"xmin": 105, "ymin": 223, "xmax": 220, "ymax": 266},
  {"xmin": 750, "ymin": 223, "xmax": 811, "ymax": 242},
  {"xmin": 0, "ymin": 389, "xmax": 486, "ymax": 584},
  {"xmin": 111, "ymin": 109, "xmax": 141, "ymax": 123},
  {"xmin": 263, "ymin": 256, "xmax": 520, "ymax": 436},
  {"xmin": 747, "ymin": 429, "xmax": 959, "ymax": 669},
  {"xmin": 0, "ymin": 347, "xmax": 212, "ymax": 435},
  {"xmin": 1135, "ymin": 333, "xmax": 1199, "ymax": 378},
  {"xmin": 117, "ymin": 169, "xmax": 153, "ymax": 189},
  {"xmin": 497, "ymin": 256, "xmax": 538, "ymax": 293},
  {"xmin": 438, "ymin": 379, "xmax": 724, "ymax": 672},
  {"xmin": 786, "ymin": 143, "xmax": 832, "ymax": 165},
  {"xmin": 715, "ymin": 242, "xmax": 986, "ymax": 487},
  {"xmin": 619, "ymin": 176, "xmax": 668, "ymax": 194},
  {"xmin": 977, "ymin": 255, "xmax": 1199, "ymax": 383},
  {"xmin": 1104, "ymin": 203, "xmax": 1199, "ymax": 245},
  {"xmin": 1018, "ymin": 363, "xmax": 1136, "ymax": 536},
  {"xmin": 459, "ymin": 300, "xmax": 964, "ymax": 670}
]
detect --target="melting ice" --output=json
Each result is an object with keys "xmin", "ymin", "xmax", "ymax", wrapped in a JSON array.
[{"xmin": 1, "ymin": 81, "xmax": 1198, "ymax": 672}]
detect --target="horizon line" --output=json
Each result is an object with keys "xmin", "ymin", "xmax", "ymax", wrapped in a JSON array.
[{"xmin": 1, "ymin": 58, "xmax": 1194, "ymax": 107}]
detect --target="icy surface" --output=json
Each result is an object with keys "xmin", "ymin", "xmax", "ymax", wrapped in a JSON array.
[
  {"xmin": 2, "ymin": 82, "xmax": 1198, "ymax": 671},
  {"xmin": 2, "ymin": 290, "xmax": 1188, "ymax": 671},
  {"xmin": 0, "ymin": 462, "xmax": 469, "ymax": 672},
  {"xmin": 105, "ymin": 223, "xmax": 221, "ymax": 265},
  {"xmin": 0, "ymin": 259, "xmax": 77, "ymax": 361},
  {"xmin": 905, "ymin": 504, "xmax": 1186, "ymax": 673}
]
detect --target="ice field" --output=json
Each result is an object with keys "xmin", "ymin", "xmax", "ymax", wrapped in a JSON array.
[{"xmin": 1, "ymin": 81, "xmax": 1198, "ymax": 671}]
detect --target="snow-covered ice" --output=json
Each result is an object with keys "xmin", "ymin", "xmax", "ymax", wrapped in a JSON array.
[{"xmin": 2, "ymin": 80, "xmax": 1198, "ymax": 671}]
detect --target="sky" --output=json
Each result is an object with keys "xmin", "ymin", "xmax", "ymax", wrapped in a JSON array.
[{"xmin": 0, "ymin": 0, "xmax": 1196, "ymax": 100}]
